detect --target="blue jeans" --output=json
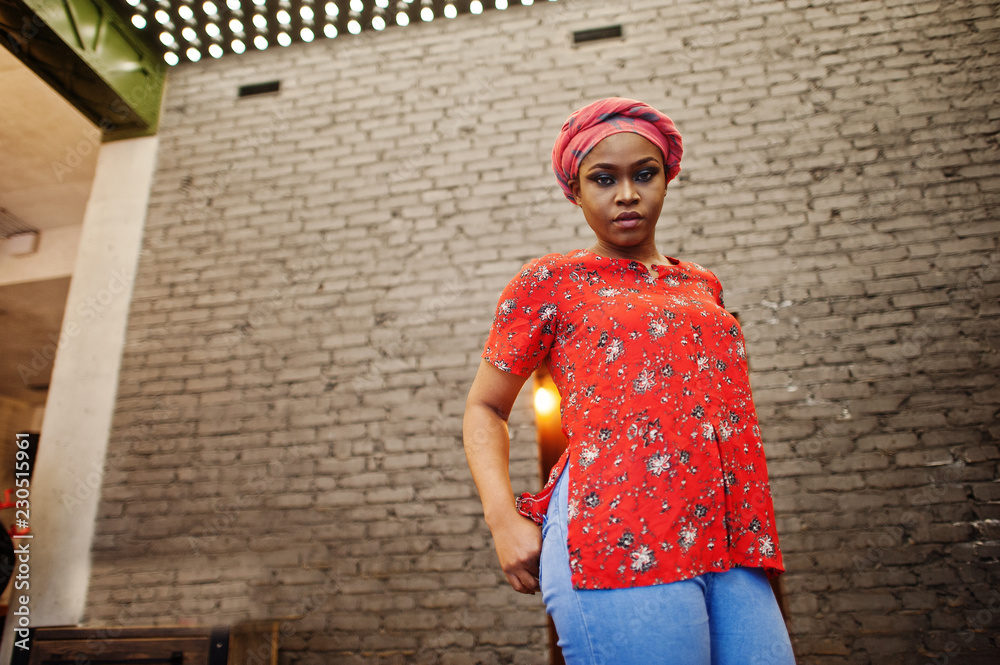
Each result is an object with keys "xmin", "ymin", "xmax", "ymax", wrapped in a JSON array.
[{"xmin": 540, "ymin": 467, "xmax": 796, "ymax": 665}]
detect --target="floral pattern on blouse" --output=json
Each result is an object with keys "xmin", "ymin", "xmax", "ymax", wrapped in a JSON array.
[{"xmin": 484, "ymin": 250, "xmax": 784, "ymax": 590}]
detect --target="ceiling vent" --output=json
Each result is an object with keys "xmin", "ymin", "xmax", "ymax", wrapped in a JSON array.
[
  {"xmin": 573, "ymin": 25, "xmax": 623, "ymax": 45},
  {"xmin": 239, "ymin": 81, "xmax": 281, "ymax": 98}
]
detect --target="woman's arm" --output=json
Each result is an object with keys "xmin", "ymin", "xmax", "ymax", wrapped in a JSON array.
[{"xmin": 463, "ymin": 359, "xmax": 542, "ymax": 594}]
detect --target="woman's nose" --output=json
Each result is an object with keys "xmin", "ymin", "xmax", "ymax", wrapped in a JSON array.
[{"xmin": 616, "ymin": 180, "xmax": 638, "ymax": 204}]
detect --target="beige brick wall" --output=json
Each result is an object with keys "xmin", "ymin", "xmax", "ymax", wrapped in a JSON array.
[{"xmin": 88, "ymin": 0, "xmax": 999, "ymax": 662}]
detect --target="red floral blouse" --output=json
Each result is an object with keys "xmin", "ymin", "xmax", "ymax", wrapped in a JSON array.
[{"xmin": 483, "ymin": 249, "xmax": 784, "ymax": 590}]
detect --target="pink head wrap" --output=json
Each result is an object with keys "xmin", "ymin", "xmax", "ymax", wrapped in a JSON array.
[{"xmin": 551, "ymin": 97, "xmax": 683, "ymax": 203}]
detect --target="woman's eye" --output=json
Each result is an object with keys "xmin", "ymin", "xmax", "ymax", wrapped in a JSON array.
[
  {"xmin": 636, "ymin": 169, "xmax": 657, "ymax": 182},
  {"xmin": 593, "ymin": 175, "xmax": 615, "ymax": 186}
]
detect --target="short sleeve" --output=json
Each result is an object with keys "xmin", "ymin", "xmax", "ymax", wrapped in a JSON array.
[
  {"xmin": 482, "ymin": 257, "xmax": 562, "ymax": 377},
  {"xmin": 689, "ymin": 261, "xmax": 725, "ymax": 308},
  {"xmin": 707, "ymin": 270, "xmax": 725, "ymax": 308}
]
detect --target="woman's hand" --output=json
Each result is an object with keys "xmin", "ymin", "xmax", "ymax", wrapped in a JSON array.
[
  {"xmin": 488, "ymin": 511, "xmax": 542, "ymax": 594},
  {"xmin": 464, "ymin": 360, "xmax": 542, "ymax": 594}
]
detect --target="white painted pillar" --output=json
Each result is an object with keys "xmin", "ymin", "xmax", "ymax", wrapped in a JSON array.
[{"xmin": 0, "ymin": 136, "xmax": 158, "ymax": 660}]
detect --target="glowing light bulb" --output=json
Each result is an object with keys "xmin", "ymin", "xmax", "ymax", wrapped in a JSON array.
[
  {"xmin": 301, "ymin": 27, "xmax": 315, "ymax": 41},
  {"xmin": 325, "ymin": 2, "xmax": 338, "ymax": 16},
  {"xmin": 159, "ymin": 31, "xmax": 174, "ymax": 45},
  {"xmin": 277, "ymin": 32, "xmax": 291, "ymax": 46},
  {"xmin": 372, "ymin": 15, "xmax": 385, "ymax": 29},
  {"xmin": 396, "ymin": 11, "xmax": 409, "ymax": 26},
  {"xmin": 178, "ymin": 5, "xmax": 194, "ymax": 19},
  {"xmin": 253, "ymin": 13, "xmax": 267, "ymax": 28},
  {"xmin": 205, "ymin": 22, "xmax": 220, "ymax": 37},
  {"xmin": 470, "ymin": 1, "xmax": 483, "ymax": 14},
  {"xmin": 208, "ymin": 43, "xmax": 223, "ymax": 57},
  {"xmin": 203, "ymin": 1, "xmax": 218, "ymax": 14},
  {"xmin": 254, "ymin": 34, "xmax": 268, "ymax": 48},
  {"xmin": 164, "ymin": 51, "xmax": 179, "ymax": 65},
  {"xmin": 324, "ymin": 23, "xmax": 338, "ymax": 37},
  {"xmin": 347, "ymin": 19, "xmax": 361, "ymax": 34},
  {"xmin": 132, "ymin": 14, "xmax": 147, "ymax": 28},
  {"xmin": 154, "ymin": 9, "xmax": 170, "ymax": 23},
  {"xmin": 229, "ymin": 18, "xmax": 243, "ymax": 32},
  {"xmin": 186, "ymin": 47, "xmax": 201, "ymax": 61},
  {"xmin": 444, "ymin": 3, "xmax": 457, "ymax": 18},
  {"xmin": 420, "ymin": 7, "xmax": 433, "ymax": 20},
  {"xmin": 300, "ymin": 6, "xmax": 314, "ymax": 20},
  {"xmin": 232, "ymin": 38, "xmax": 246, "ymax": 53},
  {"xmin": 277, "ymin": 9, "xmax": 290, "ymax": 24},
  {"xmin": 533, "ymin": 386, "xmax": 559, "ymax": 417}
]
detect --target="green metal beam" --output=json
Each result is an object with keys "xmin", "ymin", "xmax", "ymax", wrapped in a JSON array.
[{"xmin": 0, "ymin": 0, "xmax": 165, "ymax": 140}]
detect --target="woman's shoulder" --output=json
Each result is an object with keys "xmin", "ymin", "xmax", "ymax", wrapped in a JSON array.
[
  {"xmin": 673, "ymin": 258, "xmax": 721, "ymax": 282},
  {"xmin": 671, "ymin": 259, "xmax": 725, "ymax": 304},
  {"xmin": 514, "ymin": 250, "xmax": 592, "ymax": 278},
  {"xmin": 671, "ymin": 256, "xmax": 710, "ymax": 273},
  {"xmin": 533, "ymin": 249, "xmax": 591, "ymax": 267}
]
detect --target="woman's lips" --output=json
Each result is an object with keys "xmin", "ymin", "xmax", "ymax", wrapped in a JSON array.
[{"xmin": 613, "ymin": 212, "xmax": 642, "ymax": 228}]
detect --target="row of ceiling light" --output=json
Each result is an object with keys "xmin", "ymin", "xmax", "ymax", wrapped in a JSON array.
[{"xmin": 124, "ymin": 0, "xmax": 554, "ymax": 66}]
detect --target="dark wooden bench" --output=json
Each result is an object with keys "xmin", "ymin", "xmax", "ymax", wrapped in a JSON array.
[{"xmin": 20, "ymin": 621, "xmax": 278, "ymax": 665}]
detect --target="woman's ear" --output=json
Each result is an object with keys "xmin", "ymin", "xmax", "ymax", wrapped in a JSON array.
[{"xmin": 569, "ymin": 179, "xmax": 582, "ymax": 206}]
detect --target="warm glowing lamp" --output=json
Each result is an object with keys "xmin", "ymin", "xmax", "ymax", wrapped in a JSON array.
[
  {"xmin": 531, "ymin": 363, "xmax": 568, "ymax": 664},
  {"xmin": 533, "ymin": 384, "xmax": 559, "ymax": 417},
  {"xmin": 532, "ymin": 364, "xmax": 567, "ymax": 486}
]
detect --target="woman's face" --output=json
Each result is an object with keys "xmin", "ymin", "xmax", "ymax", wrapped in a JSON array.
[{"xmin": 570, "ymin": 133, "xmax": 667, "ymax": 253}]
